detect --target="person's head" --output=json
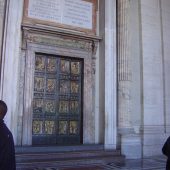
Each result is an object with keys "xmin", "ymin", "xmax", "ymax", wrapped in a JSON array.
[{"xmin": 0, "ymin": 100, "xmax": 7, "ymax": 119}]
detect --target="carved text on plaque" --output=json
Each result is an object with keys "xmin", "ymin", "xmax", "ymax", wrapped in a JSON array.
[{"xmin": 27, "ymin": 0, "xmax": 93, "ymax": 30}]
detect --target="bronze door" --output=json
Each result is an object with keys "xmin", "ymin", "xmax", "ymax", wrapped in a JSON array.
[{"xmin": 32, "ymin": 53, "xmax": 83, "ymax": 145}]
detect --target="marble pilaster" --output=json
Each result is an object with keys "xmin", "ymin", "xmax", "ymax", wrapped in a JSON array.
[
  {"xmin": 104, "ymin": 0, "xmax": 117, "ymax": 150},
  {"xmin": 0, "ymin": 0, "xmax": 24, "ymax": 144}
]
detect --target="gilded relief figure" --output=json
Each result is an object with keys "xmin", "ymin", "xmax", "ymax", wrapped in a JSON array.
[
  {"xmin": 32, "ymin": 120, "xmax": 43, "ymax": 134},
  {"xmin": 71, "ymin": 62, "xmax": 80, "ymax": 75},
  {"xmin": 70, "ymin": 101, "xmax": 78, "ymax": 114},
  {"xmin": 47, "ymin": 58, "xmax": 57, "ymax": 72},
  {"xmin": 59, "ymin": 121, "xmax": 68, "ymax": 134},
  {"xmin": 59, "ymin": 101, "xmax": 69, "ymax": 113},
  {"xmin": 60, "ymin": 60, "xmax": 70, "ymax": 73},
  {"xmin": 46, "ymin": 79, "xmax": 55, "ymax": 93},
  {"xmin": 59, "ymin": 80, "xmax": 69, "ymax": 93},
  {"xmin": 71, "ymin": 81, "xmax": 79, "ymax": 93},
  {"xmin": 33, "ymin": 99, "xmax": 43, "ymax": 113},
  {"xmin": 45, "ymin": 100, "xmax": 55, "ymax": 113},
  {"xmin": 34, "ymin": 77, "xmax": 45, "ymax": 92},
  {"xmin": 45, "ymin": 121, "xmax": 55, "ymax": 134},
  {"xmin": 35, "ymin": 56, "xmax": 45, "ymax": 71},
  {"xmin": 70, "ymin": 121, "xmax": 78, "ymax": 134}
]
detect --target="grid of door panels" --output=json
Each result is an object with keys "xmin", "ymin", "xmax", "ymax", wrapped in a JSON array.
[{"xmin": 32, "ymin": 54, "xmax": 83, "ymax": 145}]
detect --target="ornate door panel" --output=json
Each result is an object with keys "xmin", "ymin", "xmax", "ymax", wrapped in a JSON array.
[{"xmin": 32, "ymin": 53, "xmax": 83, "ymax": 145}]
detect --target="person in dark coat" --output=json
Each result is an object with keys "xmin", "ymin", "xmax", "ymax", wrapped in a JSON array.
[
  {"xmin": 0, "ymin": 100, "xmax": 16, "ymax": 170},
  {"xmin": 162, "ymin": 136, "xmax": 170, "ymax": 170}
]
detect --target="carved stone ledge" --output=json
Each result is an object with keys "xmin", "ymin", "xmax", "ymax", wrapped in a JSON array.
[
  {"xmin": 22, "ymin": 24, "xmax": 101, "ymax": 40},
  {"xmin": 22, "ymin": 24, "xmax": 101, "ymax": 52}
]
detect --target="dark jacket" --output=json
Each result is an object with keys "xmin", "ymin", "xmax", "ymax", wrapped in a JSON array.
[
  {"xmin": 0, "ymin": 119, "xmax": 16, "ymax": 170},
  {"xmin": 162, "ymin": 136, "xmax": 170, "ymax": 170}
]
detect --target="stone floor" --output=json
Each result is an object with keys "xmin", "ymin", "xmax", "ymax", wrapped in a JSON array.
[
  {"xmin": 28, "ymin": 155, "xmax": 166, "ymax": 170},
  {"xmin": 107, "ymin": 156, "xmax": 166, "ymax": 170}
]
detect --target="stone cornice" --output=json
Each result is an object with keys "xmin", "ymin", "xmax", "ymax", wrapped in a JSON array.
[
  {"xmin": 21, "ymin": 24, "xmax": 100, "ymax": 54},
  {"xmin": 21, "ymin": 24, "xmax": 102, "ymax": 42}
]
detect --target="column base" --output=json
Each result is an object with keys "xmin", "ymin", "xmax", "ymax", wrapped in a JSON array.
[
  {"xmin": 121, "ymin": 134, "xmax": 142, "ymax": 159},
  {"xmin": 104, "ymin": 144, "xmax": 117, "ymax": 150}
]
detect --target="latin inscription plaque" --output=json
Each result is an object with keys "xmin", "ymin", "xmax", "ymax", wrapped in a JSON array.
[
  {"xmin": 28, "ymin": 0, "xmax": 61, "ymax": 23},
  {"xmin": 62, "ymin": 0, "xmax": 92, "ymax": 29},
  {"xmin": 23, "ymin": 0, "xmax": 96, "ymax": 34}
]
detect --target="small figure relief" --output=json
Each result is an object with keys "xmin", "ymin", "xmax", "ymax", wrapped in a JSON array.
[
  {"xmin": 59, "ymin": 101, "xmax": 69, "ymax": 113},
  {"xmin": 70, "ymin": 101, "xmax": 79, "ymax": 114},
  {"xmin": 32, "ymin": 120, "xmax": 43, "ymax": 134},
  {"xmin": 33, "ymin": 99, "xmax": 43, "ymax": 113},
  {"xmin": 45, "ymin": 100, "xmax": 55, "ymax": 114},
  {"xmin": 45, "ymin": 121, "xmax": 55, "ymax": 134},
  {"xmin": 59, "ymin": 80, "xmax": 70, "ymax": 94},
  {"xmin": 47, "ymin": 57, "xmax": 57, "ymax": 72},
  {"xmin": 60, "ymin": 60, "xmax": 70, "ymax": 73},
  {"xmin": 59, "ymin": 121, "xmax": 68, "ymax": 134},
  {"xmin": 46, "ymin": 79, "xmax": 56, "ymax": 93},
  {"xmin": 71, "ymin": 62, "xmax": 80, "ymax": 75},
  {"xmin": 34, "ymin": 77, "xmax": 45, "ymax": 92},
  {"xmin": 35, "ymin": 56, "xmax": 45, "ymax": 71},
  {"xmin": 69, "ymin": 121, "xmax": 78, "ymax": 135},
  {"xmin": 71, "ymin": 81, "xmax": 79, "ymax": 93}
]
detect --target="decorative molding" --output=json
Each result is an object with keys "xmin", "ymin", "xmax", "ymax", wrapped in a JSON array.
[
  {"xmin": 21, "ymin": 24, "xmax": 101, "ymax": 40},
  {"xmin": 22, "ymin": 25, "xmax": 100, "ymax": 54},
  {"xmin": 140, "ymin": 125, "xmax": 165, "ymax": 134}
]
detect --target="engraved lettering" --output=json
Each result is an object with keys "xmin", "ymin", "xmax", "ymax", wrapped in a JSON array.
[
  {"xmin": 28, "ymin": 0, "xmax": 61, "ymax": 23},
  {"xmin": 27, "ymin": 0, "xmax": 93, "ymax": 30}
]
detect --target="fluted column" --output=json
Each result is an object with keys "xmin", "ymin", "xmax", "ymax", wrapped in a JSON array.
[
  {"xmin": 118, "ymin": 0, "xmax": 132, "ymax": 130},
  {"xmin": 117, "ymin": 0, "xmax": 142, "ymax": 159}
]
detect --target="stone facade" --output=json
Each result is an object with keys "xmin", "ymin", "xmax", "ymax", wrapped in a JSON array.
[{"xmin": 0, "ymin": 0, "xmax": 170, "ymax": 159}]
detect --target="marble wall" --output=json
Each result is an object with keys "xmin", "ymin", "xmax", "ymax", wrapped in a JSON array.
[{"xmin": 140, "ymin": 0, "xmax": 169, "ymax": 156}]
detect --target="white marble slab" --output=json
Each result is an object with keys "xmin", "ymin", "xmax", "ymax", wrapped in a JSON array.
[{"xmin": 27, "ymin": 0, "xmax": 93, "ymax": 29}]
